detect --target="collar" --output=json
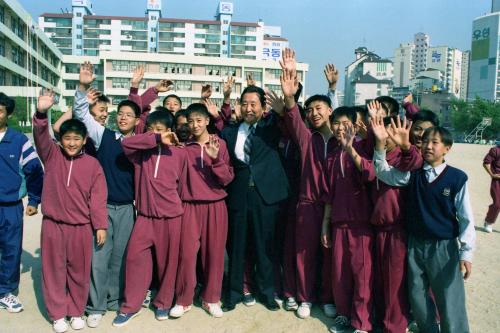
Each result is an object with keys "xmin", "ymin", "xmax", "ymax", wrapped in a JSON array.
[
  {"xmin": 239, "ymin": 122, "xmax": 256, "ymax": 131},
  {"xmin": 423, "ymin": 162, "xmax": 447, "ymax": 175}
]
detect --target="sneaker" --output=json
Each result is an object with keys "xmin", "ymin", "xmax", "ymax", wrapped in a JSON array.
[
  {"xmin": 353, "ymin": 331, "xmax": 368, "ymax": 333},
  {"xmin": 169, "ymin": 304, "xmax": 192, "ymax": 318},
  {"xmin": 329, "ymin": 315, "xmax": 350, "ymax": 333},
  {"xmin": 407, "ymin": 321, "xmax": 419, "ymax": 333},
  {"xmin": 86, "ymin": 313, "xmax": 102, "ymax": 328},
  {"xmin": 322, "ymin": 303, "xmax": 337, "ymax": 318},
  {"xmin": 53, "ymin": 318, "xmax": 68, "ymax": 333},
  {"xmin": 69, "ymin": 317, "xmax": 85, "ymax": 330},
  {"xmin": 242, "ymin": 293, "xmax": 256, "ymax": 306},
  {"xmin": 112, "ymin": 311, "xmax": 141, "ymax": 327},
  {"xmin": 484, "ymin": 222, "xmax": 493, "ymax": 233},
  {"xmin": 0, "ymin": 293, "xmax": 24, "ymax": 313},
  {"xmin": 202, "ymin": 301, "xmax": 224, "ymax": 318},
  {"xmin": 155, "ymin": 307, "xmax": 169, "ymax": 321},
  {"xmin": 274, "ymin": 295, "xmax": 283, "ymax": 306},
  {"xmin": 284, "ymin": 297, "xmax": 299, "ymax": 311},
  {"xmin": 142, "ymin": 289, "xmax": 152, "ymax": 308},
  {"xmin": 296, "ymin": 302, "xmax": 312, "ymax": 319}
]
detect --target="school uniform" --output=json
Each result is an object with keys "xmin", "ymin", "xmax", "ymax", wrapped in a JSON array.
[
  {"xmin": 323, "ymin": 141, "xmax": 376, "ymax": 332},
  {"xmin": 175, "ymin": 138, "xmax": 234, "ymax": 305},
  {"xmin": 120, "ymin": 132, "xmax": 188, "ymax": 313},
  {"xmin": 73, "ymin": 90, "xmax": 136, "ymax": 314},
  {"xmin": 33, "ymin": 112, "xmax": 108, "ymax": 321},
  {"xmin": 374, "ymin": 150, "xmax": 476, "ymax": 333},
  {"xmin": 283, "ymin": 104, "xmax": 335, "ymax": 304},
  {"xmin": 484, "ymin": 146, "xmax": 500, "ymax": 224},
  {"xmin": 0, "ymin": 127, "xmax": 43, "ymax": 298}
]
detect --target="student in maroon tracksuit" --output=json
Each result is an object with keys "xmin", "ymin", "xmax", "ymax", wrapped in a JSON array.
[
  {"xmin": 320, "ymin": 107, "xmax": 376, "ymax": 333},
  {"xmin": 171, "ymin": 103, "xmax": 234, "ymax": 319},
  {"xmin": 280, "ymin": 50, "xmax": 335, "ymax": 318},
  {"xmin": 33, "ymin": 90, "xmax": 108, "ymax": 333},
  {"xmin": 483, "ymin": 145, "xmax": 500, "ymax": 232},
  {"xmin": 113, "ymin": 111, "xmax": 188, "ymax": 327}
]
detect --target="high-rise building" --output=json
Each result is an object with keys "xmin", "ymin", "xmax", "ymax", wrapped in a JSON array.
[
  {"xmin": 468, "ymin": 2, "xmax": 500, "ymax": 101},
  {"xmin": 460, "ymin": 50, "xmax": 470, "ymax": 100},
  {"xmin": 426, "ymin": 46, "xmax": 463, "ymax": 97},
  {"xmin": 393, "ymin": 43, "xmax": 414, "ymax": 88},
  {"xmin": 344, "ymin": 47, "xmax": 393, "ymax": 106},
  {"xmin": 413, "ymin": 32, "xmax": 429, "ymax": 75}
]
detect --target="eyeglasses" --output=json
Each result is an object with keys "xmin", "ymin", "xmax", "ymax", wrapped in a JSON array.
[{"xmin": 117, "ymin": 112, "xmax": 136, "ymax": 119}]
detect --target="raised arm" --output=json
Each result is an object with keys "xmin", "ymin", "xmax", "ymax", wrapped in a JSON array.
[
  {"xmin": 402, "ymin": 93, "xmax": 420, "ymax": 120},
  {"xmin": 33, "ymin": 89, "xmax": 58, "ymax": 164},
  {"xmin": 324, "ymin": 64, "xmax": 339, "ymax": 109},
  {"xmin": 52, "ymin": 107, "xmax": 72, "ymax": 136}
]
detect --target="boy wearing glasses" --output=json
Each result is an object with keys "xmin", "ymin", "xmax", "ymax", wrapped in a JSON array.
[{"xmin": 73, "ymin": 62, "xmax": 141, "ymax": 328}]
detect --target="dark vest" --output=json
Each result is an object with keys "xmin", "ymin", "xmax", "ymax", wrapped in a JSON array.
[
  {"xmin": 96, "ymin": 129, "xmax": 134, "ymax": 205},
  {"xmin": 407, "ymin": 165, "xmax": 467, "ymax": 240}
]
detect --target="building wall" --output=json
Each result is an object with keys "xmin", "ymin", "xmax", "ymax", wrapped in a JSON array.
[
  {"xmin": 413, "ymin": 32, "xmax": 429, "ymax": 75},
  {"xmin": 460, "ymin": 50, "xmax": 470, "ymax": 100},
  {"xmin": 393, "ymin": 43, "xmax": 414, "ymax": 88},
  {"xmin": 426, "ymin": 46, "xmax": 463, "ymax": 97}
]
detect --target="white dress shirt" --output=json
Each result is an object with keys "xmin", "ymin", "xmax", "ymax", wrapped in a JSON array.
[
  {"xmin": 373, "ymin": 149, "xmax": 476, "ymax": 262},
  {"xmin": 235, "ymin": 122, "xmax": 255, "ymax": 164}
]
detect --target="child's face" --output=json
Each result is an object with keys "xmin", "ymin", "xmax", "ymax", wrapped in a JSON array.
[
  {"xmin": 147, "ymin": 122, "xmax": 169, "ymax": 134},
  {"xmin": 421, "ymin": 132, "xmax": 450, "ymax": 166},
  {"xmin": 90, "ymin": 101, "xmax": 109, "ymax": 126},
  {"xmin": 188, "ymin": 113, "xmax": 209, "ymax": 138},
  {"xmin": 411, "ymin": 120, "xmax": 434, "ymax": 149},
  {"xmin": 116, "ymin": 105, "xmax": 139, "ymax": 134},
  {"xmin": 61, "ymin": 131, "xmax": 86, "ymax": 157},
  {"xmin": 306, "ymin": 101, "xmax": 332, "ymax": 130},
  {"xmin": 331, "ymin": 115, "xmax": 353, "ymax": 141},
  {"xmin": 164, "ymin": 97, "xmax": 181, "ymax": 114},
  {"xmin": 0, "ymin": 105, "xmax": 9, "ymax": 129}
]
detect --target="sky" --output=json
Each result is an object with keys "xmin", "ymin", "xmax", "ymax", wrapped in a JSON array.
[{"xmin": 21, "ymin": 0, "xmax": 491, "ymax": 95}]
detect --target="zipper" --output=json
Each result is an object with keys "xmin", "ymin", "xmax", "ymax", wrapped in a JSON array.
[
  {"xmin": 285, "ymin": 140, "xmax": 290, "ymax": 158},
  {"xmin": 67, "ymin": 157, "xmax": 74, "ymax": 187},
  {"xmin": 340, "ymin": 150, "xmax": 345, "ymax": 178},
  {"xmin": 200, "ymin": 143, "xmax": 204, "ymax": 168},
  {"xmin": 154, "ymin": 145, "xmax": 161, "ymax": 179},
  {"xmin": 376, "ymin": 178, "xmax": 379, "ymax": 191}
]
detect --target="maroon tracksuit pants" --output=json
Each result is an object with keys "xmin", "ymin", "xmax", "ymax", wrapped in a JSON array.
[
  {"xmin": 176, "ymin": 201, "xmax": 227, "ymax": 305},
  {"xmin": 486, "ymin": 179, "xmax": 500, "ymax": 224},
  {"xmin": 120, "ymin": 215, "xmax": 181, "ymax": 313},
  {"xmin": 295, "ymin": 200, "xmax": 333, "ymax": 303},
  {"xmin": 331, "ymin": 225, "xmax": 374, "ymax": 331},
  {"xmin": 41, "ymin": 217, "xmax": 93, "ymax": 320},
  {"xmin": 373, "ymin": 226, "xmax": 409, "ymax": 333}
]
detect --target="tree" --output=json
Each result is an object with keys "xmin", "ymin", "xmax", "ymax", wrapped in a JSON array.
[{"xmin": 451, "ymin": 97, "xmax": 500, "ymax": 140}]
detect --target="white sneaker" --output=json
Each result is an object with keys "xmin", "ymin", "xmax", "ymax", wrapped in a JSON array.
[
  {"xmin": 296, "ymin": 302, "xmax": 312, "ymax": 319},
  {"xmin": 353, "ymin": 330, "xmax": 368, "ymax": 333},
  {"xmin": 142, "ymin": 289, "xmax": 152, "ymax": 308},
  {"xmin": 69, "ymin": 317, "xmax": 85, "ymax": 330},
  {"xmin": 0, "ymin": 293, "xmax": 24, "ymax": 313},
  {"xmin": 329, "ymin": 315, "xmax": 350, "ymax": 333},
  {"xmin": 169, "ymin": 304, "xmax": 192, "ymax": 318},
  {"xmin": 284, "ymin": 297, "xmax": 299, "ymax": 311},
  {"xmin": 202, "ymin": 301, "xmax": 223, "ymax": 318},
  {"xmin": 484, "ymin": 222, "xmax": 493, "ymax": 233},
  {"xmin": 322, "ymin": 303, "xmax": 337, "ymax": 318},
  {"xmin": 53, "ymin": 318, "xmax": 68, "ymax": 333},
  {"xmin": 86, "ymin": 313, "xmax": 103, "ymax": 328}
]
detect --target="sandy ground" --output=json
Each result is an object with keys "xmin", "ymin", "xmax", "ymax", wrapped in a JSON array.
[{"xmin": 1, "ymin": 143, "xmax": 499, "ymax": 333}]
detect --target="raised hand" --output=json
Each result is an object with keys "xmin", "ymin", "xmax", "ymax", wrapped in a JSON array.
[
  {"xmin": 86, "ymin": 88, "xmax": 102, "ymax": 105},
  {"xmin": 367, "ymin": 100, "xmax": 386, "ymax": 119},
  {"xmin": 266, "ymin": 89, "xmax": 285, "ymax": 116},
  {"xmin": 280, "ymin": 68, "xmax": 299, "ymax": 109},
  {"xmin": 37, "ymin": 88, "xmax": 56, "ymax": 113},
  {"xmin": 203, "ymin": 99, "xmax": 219, "ymax": 118},
  {"xmin": 246, "ymin": 73, "xmax": 256, "ymax": 87},
  {"xmin": 204, "ymin": 135, "xmax": 220, "ymax": 160},
  {"xmin": 370, "ymin": 115, "xmax": 388, "ymax": 151},
  {"xmin": 79, "ymin": 61, "xmax": 95, "ymax": 88},
  {"xmin": 339, "ymin": 123, "xmax": 356, "ymax": 151},
  {"xmin": 324, "ymin": 64, "xmax": 339, "ymax": 90},
  {"xmin": 223, "ymin": 76, "xmax": 235, "ymax": 99},
  {"xmin": 403, "ymin": 92, "xmax": 413, "ymax": 105},
  {"xmin": 279, "ymin": 48, "xmax": 297, "ymax": 72},
  {"xmin": 156, "ymin": 79, "xmax": 174, "ymax": 93},
  {"xmin": 161, "ymin": 131, "xmax": 180, "ymax": 146},
  {"xmin": 387, "ymin": 116, "xmax": 412, "ymax": 151},
  {"xmin": 131, "ymin": 66, "xmax": 145, "ymax": 88},
  {"xmin": 201, "ymin": 84, "xmax": 212, "ymax": 100},
  {"xmin": 232, "ymin": 98, "xmax": 242, "ymax": 122}
]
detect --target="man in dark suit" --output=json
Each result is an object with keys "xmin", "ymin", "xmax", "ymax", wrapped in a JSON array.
[{"xmin": 221, "ymin": 85, "xmax": 289, "ymax": 311}]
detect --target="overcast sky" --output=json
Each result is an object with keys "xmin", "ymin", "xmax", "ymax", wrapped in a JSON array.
[{"xmin": 21, "ymin": 0, "xmax": 491, "ymax": 95}]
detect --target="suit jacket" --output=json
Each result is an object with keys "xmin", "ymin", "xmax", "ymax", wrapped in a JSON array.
[{"xmin": 221, "ymin": 112, "xmax": 289, "ymax": 210}]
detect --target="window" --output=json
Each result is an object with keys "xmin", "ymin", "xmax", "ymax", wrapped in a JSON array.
[
  {"xmin": 158, "ymin": 22, "xmax": 185, "ymax": 31},
  {"xmin": 223, "ymin": 20, "xmax": 229, "ymax": 24},
  {"xmin": 76, "ymin": 12, "xmax": 82, "ymax": 17},
  {"xmin": 112, "ymin": 78, "xmax": 132, "ymax": 89},
  {"xmin": 0, "ymin": 68, "xmax": 5, "ymax": 85},
  {"xmin": 77, "ymin": 34, "xmax": 82, "ymax": 39},
  {"xmin": 76, "ymin": 44, "xmax": 82, "ymax": 49},
  {"xmin": 159, "ymin": 62, "xmax": 192, "ymax": 74},
  {"xmin": 0, "ymin": 37, "xmax": 5, "ymax": 57},
  {"xmin": 112, "ymin": 60, "xmax": 129, "ymax": 71},
  {"xmin": 77, "ymin": 24, "xmax": 82, "ymax": 29},
  {"xmin": 0, "ymin": 6, "xmax": 4, "ymax": 24}
]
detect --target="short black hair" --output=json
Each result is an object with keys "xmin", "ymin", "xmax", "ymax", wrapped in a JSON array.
[
  {"xmin": 186, "ymin": 103, "xmax": 210, "ymax": 119},
  {"xmin": 0, "ymin": 92, "xmax": 15, "ymax": 115},
  {"xmin": 423, "ymin": 126, "xmax": 453, "ymax": 147},
  {"xmin": 174, "ymin": 109, "xmax": 188, "ymax": 122},
  {"xmin": 383, "ymin": 115, "xmax": 399, "ymax": 127},
  {"xmin": 163, "ymin": 94, "xmax": 182, "ymax": 107},
  {"xmin": 241, "ymin": 85, "xmax": 266, "ymax": 108},
  {"xmin": 413, "ymin": 109, "xmax": 440, "ymax": 127},
  {"xmin": 117, "ymin": 100, "xmax": 141, "ymax": 117},
  {"xmin": 352, "ymin": 106, "xmax": 369, "ymax": 123},
  {"xmin": 146, "ymin": 108, "xmax": 174, "ymax": 129},
  {"xmin": 375, "ymin": 96, "xmax": 399, "ymax": 116},
  {"xmin": 304, "ymin": 94, "xmax": 331, "ymax": 109},
  {"xmin": 91, "ymin": 94, "xmax": 110, "ymax": 106},
  {"xmin": 60, "ymin": 119, "xmax": 87, "ymax": 138},
  {"xmin": 330, "ymin": 106, "xmax": 357, "ymax": 124}
]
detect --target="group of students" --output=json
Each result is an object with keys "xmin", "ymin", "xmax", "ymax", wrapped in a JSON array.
[{"xmin": 0, "ymin": 46, "xmax": 493, "ymax": 333}]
